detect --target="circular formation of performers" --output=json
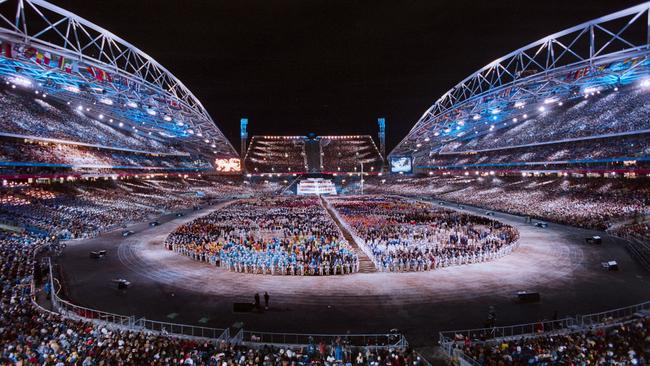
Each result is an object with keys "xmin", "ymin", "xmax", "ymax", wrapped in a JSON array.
[
  {"xmin": 165, "ymin": 197, "xmax": 359, "ymax": 275},
  {"xmin": 330, "ymin": 195, "xmax": 519, "ymax": 272}
]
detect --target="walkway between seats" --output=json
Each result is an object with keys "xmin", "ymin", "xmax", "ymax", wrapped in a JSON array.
[{"xmin": 320, "ymin": 196, "xmax": 376, "ymax": 273}]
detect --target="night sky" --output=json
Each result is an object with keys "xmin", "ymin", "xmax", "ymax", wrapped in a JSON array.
[{"xmin": 51, "ymin": 0, "xmax": 641, "ymax": 153}]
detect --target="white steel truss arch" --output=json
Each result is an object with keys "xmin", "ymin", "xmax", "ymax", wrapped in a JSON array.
[
  {"xmin": 391, "ymin": 2, "xmax": 650, "ymax": 157},
  {"xmin": 0, "ymin": 0, "xmax": 236, "ymax": 157}
]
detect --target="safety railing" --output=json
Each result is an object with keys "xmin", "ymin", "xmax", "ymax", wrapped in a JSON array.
[
  {"xmin": 42, "ymin": 257, "xmax": 407, "ymax": 353},
  {"xmin": 242, "ymin": 330, "xmax": 408, "ymax": 350},
  {"xmin": 439, "ymin": 300, "xmax": 650, "ymax": 365},
  {"xmin": 580, "ymin": 301, "xmax": 650, "ymax": 326},
  {"xmin": 133, "ymin": 317, "xmax": 229, "ymax": 341},
  {"xmin": 44, "ymin": 257, "xmax": 230, "ymax": 340},
  {"xmin": 438, "ymin": 317, "xmax": 578, "ymax": 345},
  {"xmin": 47, "ymin": 258, "xmax": 136, "ymax": 328}
]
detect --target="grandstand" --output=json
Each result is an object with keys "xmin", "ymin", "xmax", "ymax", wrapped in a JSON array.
[
  {"xmin": 244, "ymin": 136, "xmax": 307, "ymax": 174},
  {"xmin": 244, "ymin": 134, "xmax": 383, "ymax": 175},
  {"xmin": 390, "ymin": 2, "xmax": 650, "ymax": 177},
  {"xmin": 0, "ymin": 0, "xmax": 238, "ymax": 181}
]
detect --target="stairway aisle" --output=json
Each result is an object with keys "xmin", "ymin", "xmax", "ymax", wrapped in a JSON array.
[{"xmin": 320, "ymin": 196, "xmax": 377, "ymax": 273}]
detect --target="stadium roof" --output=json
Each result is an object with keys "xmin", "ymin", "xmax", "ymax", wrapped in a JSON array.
[
  {"xmin": 390, "ymin": 2, "xmax": 650, "ymax": 159},
  {"xmin": 0, "ymin": 0, "xmax": 237, "ymax": 158}
]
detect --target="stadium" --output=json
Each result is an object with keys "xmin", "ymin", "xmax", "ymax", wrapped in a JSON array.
[{"xmin": 1, "ymin": 0, "xmax": 649, "ymax": 365}]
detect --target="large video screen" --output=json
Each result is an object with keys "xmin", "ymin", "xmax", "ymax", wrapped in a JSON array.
[
  {"xmin": 390, "ymin": 156, "xmax": 412, "ymax": 173},
  {"xmin": 215, "ymin": 158, "xmax": 241, "ymax": 172}
]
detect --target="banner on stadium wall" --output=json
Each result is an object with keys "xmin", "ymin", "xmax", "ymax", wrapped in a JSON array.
[{"xmin": 390, "ymin": 156, "xmax": 412, "ymax": 173}]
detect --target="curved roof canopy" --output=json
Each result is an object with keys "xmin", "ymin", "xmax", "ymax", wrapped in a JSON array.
[
  {"xmin": 0, "ymin": 0, "xmax": 237, "ymax": 158},
  {"xmin": 390, "ymin": 2, "xmax": 650, "ymax": 159}
]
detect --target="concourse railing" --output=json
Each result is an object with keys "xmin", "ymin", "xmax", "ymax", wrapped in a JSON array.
[
  {"xmin": 580, "ymin": 301, "xmax": 650, "ymax": 326},
  {"xmin": 438, "ymin": 318, "xmax": 579, "ymax": 345},
  {"xmin": 438, "ymin": 300, "xmax": 650, "ymax": 365},
  {"xmin": 240, "ymin": 330, "xmax": 408, "ymax": 350},
  {"xmin": 42, "ymin": 257, "xmax": 230, "ymax": 341}
]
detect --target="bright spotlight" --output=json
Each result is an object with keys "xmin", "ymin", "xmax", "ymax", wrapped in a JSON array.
[{"xmin": 9, "ymin": 76, "xmax": 32, "ymax": 87}]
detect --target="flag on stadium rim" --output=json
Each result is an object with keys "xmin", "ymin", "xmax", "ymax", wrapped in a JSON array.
[
  {"xmin": 86, "ymin": 65, "xmax": 112, "ymax": 82},
  {"xmin": 0, "ymin": 40, "xmax": 12, "ymax": 58},
  {"xmin": 35, "ymin": 50, "xmax": 51, "ymax": 66},
  {"xmin": 53, "ymin": 54, "xmax": 73, "ymax": 73}
]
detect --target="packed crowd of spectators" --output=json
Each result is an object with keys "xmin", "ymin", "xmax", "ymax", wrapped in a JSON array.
[
  {"xmin": 441, "ymin": 86, "xmax": 650, "ymax": 153},
  {"xmin": 330, "ymin": 195, "xmax": 518, "ymax": 272},
  {"xmin": 612, "ymin": 222, "xmax": 650, "ymax": 243},
  {"xmin": 0, "ymin": 137, "xmax": 211, "ymax": 172},
  {"xmin": 165, "ymin": 196, "xmax": 359, "ymax": 275},
  {"xmin": 460, "ymin": 317, "xmax": 649, "ymax": 365},
  {"xmin": 0, "ymin": 176, "xmax": 282, "ymax": 239},
  {"xmin": 422, "ymin": 133, "xmax": 650, "ymax": 169},
  {"xmin": 366, "ymin": 176, "xmax": 650, "ymax": 231},
  {"xmin": 0, "ymin": 87, "xmax": 178, "ymax": 154},
  {"xmin": 244, "ymin": 137, "xmax": 307, "ymax": 174},
  {"xmin": 320, "ymin": 137, "xmax": 383, "ymax": 173}
]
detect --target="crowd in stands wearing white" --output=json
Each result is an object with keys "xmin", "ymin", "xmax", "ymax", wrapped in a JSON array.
[{"xmin": 366, "ymin": 176, "xmax": 650, "ymax": 231}]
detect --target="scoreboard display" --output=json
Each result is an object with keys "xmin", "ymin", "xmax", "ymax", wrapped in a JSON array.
[{"xmin": 390, "ymin": 156, "xmax": 412, "ymax": 173}]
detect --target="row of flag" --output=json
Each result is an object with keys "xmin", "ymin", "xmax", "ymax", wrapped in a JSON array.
[
  {"xmin": 1, "ymin": 39, "xmax": 114, "ymax": 82},
  {"xmin": 0, "ymin": 39, "xmax": 183, "ymax": 110}
]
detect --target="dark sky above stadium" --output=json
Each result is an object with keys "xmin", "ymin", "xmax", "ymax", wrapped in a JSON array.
[{"xmin": 52, "ymin": 0, "xmax": 640, "ymax": 153}]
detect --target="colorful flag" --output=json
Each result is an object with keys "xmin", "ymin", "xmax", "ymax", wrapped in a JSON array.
[
  {"xmin": 1, "ymin": 41, "xmax": 12, "ymax": 58},
  {"xmin": 22, "ymin": 46, "xmax": 37, "ymax": 59},
  {"xmin": 35, "ymin": 50, "xmax": 44, "ymax": 64},
  {"xmin": 43, "ymin": 52, "xmax": 51, "ymax": 66},
  {"xmin": 86, "ymin": 66, "xmax": 113, "ymax": 82}
]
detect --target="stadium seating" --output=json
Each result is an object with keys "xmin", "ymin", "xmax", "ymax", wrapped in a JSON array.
[
  {"xmin": 0, "ymin": 87, "xmax": 178, "ymax": 154},
  {"xmin": 420, "ymin": 133, "xmax": 650, "ymax": 171},
  {"xmin": 366, "ymin": 175, "xmax": 650, "ymax": 231},
  {"xmin": 244, "ymin": 136, "xmax": 307, "ymax": 174},
  {"xmin": 0, "ymin": 176, "xmax": 282, "ymax": 239},
  {"xmin": 0, "ymin": 137, "xmax": 211, "ymax": 174},
  {"xmin": 455, "ymin": 315, "xmax": 649, "ymax": 365},
  {"xmin": 243, "ymin": 135, "xmax": 384, "ymax": 174},
  {"xmin": 440, "ymin": 87, "xmax": 650, "ymax": 154},
  {"xmin": 320, "ymin": 136, "xmax": 383, "ymax": 173}
]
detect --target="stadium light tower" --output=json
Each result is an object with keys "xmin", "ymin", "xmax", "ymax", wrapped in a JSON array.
[
  {"xmin": 240, "ymin": 118, "xmax": 248, "ymax": 162},
  {"xmin": 377, "ymin": 118, "xmax": 386, "ymax": 163}
]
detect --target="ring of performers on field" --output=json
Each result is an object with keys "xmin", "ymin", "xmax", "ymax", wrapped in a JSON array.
[
  {"xmin": 165, "ymin": 197, "xmax": 360, "ymax": 276},
  {"xmin": 329, "ymin": 195, "xmax": 519, "ymax": 272}
]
